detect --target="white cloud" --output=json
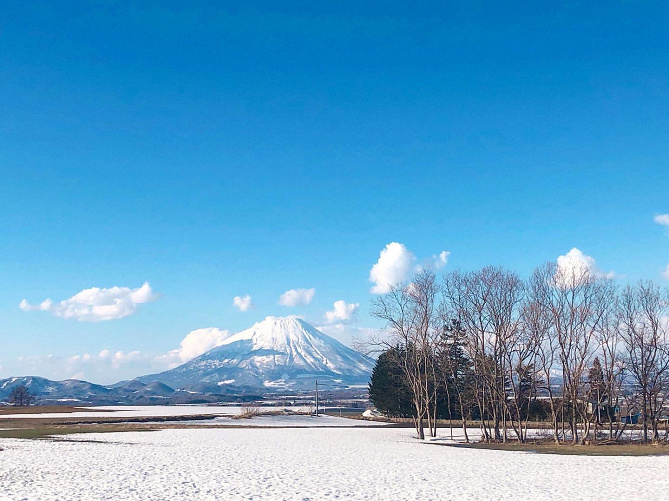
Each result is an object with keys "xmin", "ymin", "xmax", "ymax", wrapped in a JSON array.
[
  {"xmin": 5, "ymin": 319, "xmax": 238, "ymax": 383},
  {"xmin": 12, "ymin": 349, "xmax": 158, "ymax": 385},
  {"xmin": 232, "ymin": 295, "xmax": 253, "ymax": 312},
  {"xmin": 279, "ymin": 288, "xmax": 315, "ymax": 307},
  {"xmin": 555, "ymin": 248, "xmax": 614, "ymax": 288},
  {"xmin": 324, "ymin": 300, "xmax": 359, "ymax": 324},
  {"xmin": 369, "ymin": 242, "xmax": 416, "ymax": 294},
  {"xmin": 19, "ymin": 282, "xmax": 158, "ymax": 322},
  {"xmin": 19, "ymin": 298, "xmax": 52, "ymax": 312},
  {"xmin": 7, "ymin": 325, "xmax": 234, "ymax": 384},
  {"xmin": 663, "ymin": 264, "xmax": 669, "ymax": 280},
  {"xmin": 316, "ymin": 324, "xmax": 380, "ymax": 349},
  {"xmin": 163, "ymin": 327, "xmax": 231, "ymax": 364},
  {"xmin": 654, "ymin": 214, "xmax": 669, "ymax": 226},
  {"xmin": 433, "ymin": 250, "xmax": 450, "ymax": 270},
  {"xmin": 111, "ymin": 350, "xmax": 141, "ymax": 369},
  {"xmin": 369, "ymin": 243, "xmax": 452, "ymax": 293}
]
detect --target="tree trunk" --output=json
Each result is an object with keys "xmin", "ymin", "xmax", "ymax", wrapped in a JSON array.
[
  {"xmin": 643, "ymin": 393, "xmax": 649, "ymax": 443},
  {"xmin": 417, "ymin": 415, "xmax": 425, "ymax": 440}
]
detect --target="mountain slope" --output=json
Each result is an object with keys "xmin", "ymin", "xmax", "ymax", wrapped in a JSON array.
[
  {"xmin": 139, "ymin": 316, "xmax": 374, "ymax": 390},
  {"xmin": 0, "ymin": 376, "xmax": 114, "ymax": 403},
  {"xmin": 0, "ymin": 376, "xmax": 180, "ymax": 405}
]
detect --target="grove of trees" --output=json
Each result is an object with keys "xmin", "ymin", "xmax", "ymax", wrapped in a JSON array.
[
  {"xmin": 368, "ymin": 264, "xmax": 669, "ymax": 445},
  {"xmin": 8, "ymin": 384, "xmax": 36, "ymax": 406}
]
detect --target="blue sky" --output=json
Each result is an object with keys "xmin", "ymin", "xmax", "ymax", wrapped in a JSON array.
[{"xmin": 1, "ymin": 1, "xmax": 667, "ymax": 383}]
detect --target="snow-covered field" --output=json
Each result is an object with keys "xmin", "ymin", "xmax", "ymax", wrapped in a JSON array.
[
  {"xmin": 0, "ymin": 405, "xmax": 313, "ymax": 420},
  {"xmin": 191, "ymin": 414, "xmax": 385, "ymax": 427},
  {"xmin": 0, "ymin": 406, "xmax": 381, "ymax": 426},
  {"xmin": 1, "ymin": 422, "xmax": 668, "ymax": 500}
]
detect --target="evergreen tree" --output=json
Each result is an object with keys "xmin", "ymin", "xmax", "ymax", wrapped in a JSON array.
[
  {"xmin": 588, "ymin": 357, "xmax": 606, "ymax": 424},
  {"xmin": 441, "ymin": 319, "xmax": 475, "ymax": 421},
  {"xmin": 368, "ymin": 347, "xmax": 414, "ymax": 417}
]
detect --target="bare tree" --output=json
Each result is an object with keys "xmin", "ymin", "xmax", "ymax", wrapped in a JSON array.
[
  {"xmin": 526, "ymin": 262, "xmax": 613, "ymax": 444},
  {"xmin": 8, "ymin": 384, "xmax": 36, "ymax": 406},
  {"xmin": 524, "ymin": 265, "xmax": 561, "ymax": 442},
  {"xmin": 617, "ymin": 281, "xmax": 669, "ymax": 443},
  {"xmin": 444, "ymin": 267, "xmax": 526, "ymax": 443},
  {"xmin": 444, "ymin": 269, "xmax": 495, "ymax": 442},
  {"xmin": 437, "ymin": 318, "xmax": 475, "ymax": 442},
  {"xmin": 596, "ymin": 303, "xmax": 627, "ymax": 441},
  {"xmin": 370, "ymin": 269, "xmax": 441, "ymax": 439},
  {"xmin": 548, "ymin": 262, "xmax": 613, "ymax": 444},
  {"xmin": 365, "ymin": 261, "xmax": 669, "ymax": 448},
  {"xmin": 487, "ymin": 268, "xmax": 526, "ymax": 443}
]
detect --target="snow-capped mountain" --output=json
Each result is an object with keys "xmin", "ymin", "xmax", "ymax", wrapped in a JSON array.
[
  {"xmin": 0, "ymin": 376, "xmax": 181, "ymax": 405},
  {"xmin": 139, "ymin": 316, "xmax": 374, "ymax": 390}
]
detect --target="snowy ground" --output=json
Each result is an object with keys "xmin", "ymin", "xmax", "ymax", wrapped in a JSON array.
[
  {"xmin": 188, "ymin": 414, "xmax": 385, "ymax": 427},
  {"xmin": 0, "ymin": 405, "xmax": 310, "ymax": 420},
  {"xmin": 0, "ymin": 406, "xmax": 381, "ymax": 427},
  {"xmin": 0, "ymin": 405, "xmax": 247, "ymax": 419},
  {"xmin": 1, "ymin": 421, "xmax": 668, "ymax": 500}
]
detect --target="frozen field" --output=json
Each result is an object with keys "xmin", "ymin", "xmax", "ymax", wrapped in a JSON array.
[
  {"xmin": 0, "ymin": 405, "xmax": 255, "ymax": 420},
  {"xmin": 0, "ymin": 406, "xmax": 383, "ymax": 427},
  {"xmin": 1, "ymin": 423, "xmax": 668, "ymax": 500},
  {"xmin": 190, "ymin": 414, "xmax": 385, "ymax": 427}
]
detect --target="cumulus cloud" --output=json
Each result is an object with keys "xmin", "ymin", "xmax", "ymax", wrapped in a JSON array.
[
  {"xmin": 162, "ymin": 327, "xmax": 231, "ymax": 364},
  {"xmin": 19, "ymin": 282, "xmax": 158, "ymax": 322},
  {"xmin": 13, "ymin": 349, "xmax": 158, "ymax": 385},
  {"xmin": 10, "ymin": 325, "xmax": 233, "ymax": 384},
  {"xmin": 316, "ymin": 324, "xmax": 380, "ymax": 349},
  {"xmin": 555, "ymin": 248, "xmax": 614, "ymax": 288},
  {"xmin": 369, "ymin": 242, "xmax": 416, "ymax": 294},
  {"xmin": 369, "ymin": 243, "xmax": 453, "ymax": 293},
  {"xmin": 232, "ymin": 295, "xmax": 253, "ymax": 312},
  {"xmin": 324, "ymin": 300, "xmax": 359, "ymax": 324},
  {"xmin": 19, "ymin": 298, "xmax": 53, "ymax": 312},
  {"xmin": 654, "ymin": 214, "xmax": 669, "ymax": 226},
  {"xmin": 432, "ymin": 251, "xmax": 450, "ymax": 270},
  {"xmin": 111, "ymin": 350, "xmax": 142, "ymax": 369},
  {"xmin": 279, "ymin": 288, "xmax": 315, "ymax": 307}
]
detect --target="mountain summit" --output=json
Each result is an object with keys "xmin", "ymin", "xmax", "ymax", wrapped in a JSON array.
[{"xmin": 139, "ymin": 316, "xmax": 374, "ymax": 391}]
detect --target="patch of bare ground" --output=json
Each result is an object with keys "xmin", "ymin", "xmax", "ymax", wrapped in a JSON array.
[
  {"xmin": 0, "ymin": 405, "xmax": 103, "ymax": 415},
  {"xmin": 0, "ymin": 423, "xmax": 161, "ymax": 440},
  {"xmin": 0, "ymin": 414, "xmax": 225, "ymax": 440},
  {"xmin": 0, "ymin": 420, "xmax": 389, "ymax": 441},
  {"xmin": 432, "ymin": 440, "xmax": 669, "ymax": 456}
]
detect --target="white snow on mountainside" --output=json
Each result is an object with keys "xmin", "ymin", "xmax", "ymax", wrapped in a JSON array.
[{"xmin": 139, "ymin": 316, "xmax": 374, "ymax": 390}]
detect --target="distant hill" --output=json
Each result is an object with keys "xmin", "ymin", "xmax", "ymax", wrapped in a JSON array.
[
  {"xmin": 0, "ymin": 375, "xmax": 260, "ymax": 405},
  {"xmin": 0, "ymin": 317, "xmax": 373, "ymax": 405}
]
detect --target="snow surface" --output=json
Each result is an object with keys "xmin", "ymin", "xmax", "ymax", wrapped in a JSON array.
[
  {"xmin": 186, "ymin": 414, "xmax": 385, "ymax": 427},
  {"xmin": 1, "ymin": 424, "xmax": 668, "ymax": 500},
  {"xmin": 0, "ymin": 405, "xmax": 248, "ymax": 420},
  {"xmin": 0, "ymin": 406, "xmax": 377, "ymax": 425}
]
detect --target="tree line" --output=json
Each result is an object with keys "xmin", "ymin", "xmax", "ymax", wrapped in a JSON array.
[{"xmin": 367, "ymin": 264, "xmax": 669, "ymax": 444}]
